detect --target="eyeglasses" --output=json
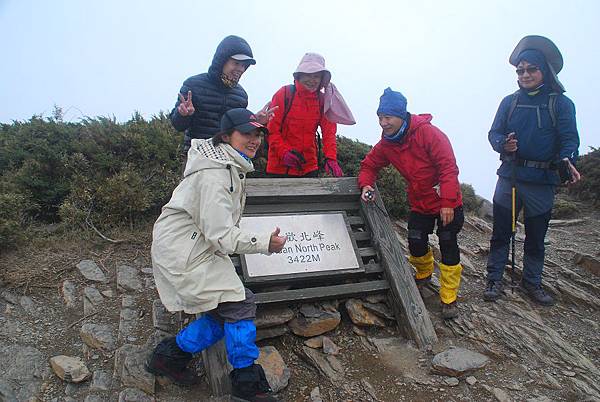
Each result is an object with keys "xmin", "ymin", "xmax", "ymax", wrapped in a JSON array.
[{"xmin": 516, "ymin": 66, "xmax": 540, "ymax": 76}]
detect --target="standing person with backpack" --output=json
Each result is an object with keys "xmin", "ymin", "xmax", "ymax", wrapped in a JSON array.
[
  {"xmin": 483, "ymin": 35, "xmax": 581, "ymax": 306},
  {"xmin": 265, "ymin": 53, "xmax": 355, "ymax": 177},
  {"xmin": 358, "ymin": 88, "xmax": 464, "ymax": 320}
]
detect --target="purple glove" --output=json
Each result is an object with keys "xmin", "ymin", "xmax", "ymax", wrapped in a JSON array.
[
  {"xmin": 324, "ymin": 159, "xmax": 344, "ymax": 177},
  {"xmin": 282, "ymin": 150, "xmax": 305, "ymax": 170}
]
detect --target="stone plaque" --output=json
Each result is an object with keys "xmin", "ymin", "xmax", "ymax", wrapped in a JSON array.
[{"xmin": 239, "ymin": 212, "xmax": 362, "ymax": 279}]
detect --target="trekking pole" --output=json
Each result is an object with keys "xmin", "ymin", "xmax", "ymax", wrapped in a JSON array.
[{"xmin": 510, "ymin": 155, "xmax": 517, "ymax": 293}]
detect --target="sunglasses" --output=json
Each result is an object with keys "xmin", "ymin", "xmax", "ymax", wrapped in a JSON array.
[{"xmin": 516, "ymin": 66, "xmax": 540, "ymax": 76}]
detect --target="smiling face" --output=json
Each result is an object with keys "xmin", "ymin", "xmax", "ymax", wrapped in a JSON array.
[
  {"xmin": 517, "ymin": 60, "xmax": 544, "ymax": 90},
  {"xmin": 222, "ymin": 58, "xmax": 248, "ymax": 83},
  {"xmin": 223, "ymin": 129, "xmax": 263, "ymax": 158},
  {"xmin": 378, "ymin": 114, "xmax": 404, "ymax": 135},
  {"xmin": 296, "ymin": 72, "xmax": 323, "ymax": 92}
]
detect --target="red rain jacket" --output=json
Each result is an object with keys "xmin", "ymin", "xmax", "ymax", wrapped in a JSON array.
[
  {"xmin": 358, "ymin": 113, "xmax": 462, "ymax": 214},
  {"xmin": 266, "ymin": 82, "xmax": 337, "ymax": 176}
]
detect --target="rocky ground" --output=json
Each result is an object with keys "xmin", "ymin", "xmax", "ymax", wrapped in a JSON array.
[{"xmin": 1, "ymin": 196, "xmax": 599, "ymax": 402}]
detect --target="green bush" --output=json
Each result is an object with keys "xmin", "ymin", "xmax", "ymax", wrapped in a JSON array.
[
  {"xmin": 569, "ymin": 147, "xmax": 600, "ymax": 207},
  {"xmin": 460, "ymin": 183, "xmax": 482, "ymax": 213}
]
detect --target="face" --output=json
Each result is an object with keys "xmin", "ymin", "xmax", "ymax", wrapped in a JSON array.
[
  {"xmin": 223, "ymin": 129, "xmax": 262, "ymax": 158},
  {"xmin": 378, "ymin": 114, "xmax": 404, "ymax": 135},
  {"xmin": 297, "ymin": 72, "xmax": 323, "ymax": 92},
  {"xmin": 222, "ymin": 58, "xmax": 248, "ymax": 83},
  {"xmin": 516, "ymin": 60, "xmax": 543, "ymax": 90}
]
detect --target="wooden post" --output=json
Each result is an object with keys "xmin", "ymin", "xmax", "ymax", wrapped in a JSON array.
[
  {"xmin": 360, "ymin": 186, "xmax": 438, "ymax": 348},
  {"xmin": 202, "ymin": 339, "xmax": 232, "ymax": 397}
]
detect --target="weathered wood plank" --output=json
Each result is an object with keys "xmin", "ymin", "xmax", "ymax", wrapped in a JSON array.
[
  {"xmin": 202, "ymin": 338, "xmax": 232, "ymax": 397},
  {"xmin": 242, "ymin": 262, "xmax": 384, "ymax": 285},
  {"xmin": 352, "ymin": 231, "xmax": 372, "ymax": 242},
  {"xmin": 243, "ymin": 202, "xmax": 358, "ymax": 215},
  {"xmin": 246, "ymin": 177, "xmax": 360, "ymax": 198},
  {"xmin": 360, "ymin": 188, "xmax": 438, "ymax": 348},
  {"xmin": 255, "ymin": 280, "xmax": 389, "ymax": 305}
]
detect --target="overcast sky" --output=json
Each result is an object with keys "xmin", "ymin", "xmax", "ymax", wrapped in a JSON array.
[{"xmin": 1, "ymin": 0, "xmax": 598, "ymax": 199}]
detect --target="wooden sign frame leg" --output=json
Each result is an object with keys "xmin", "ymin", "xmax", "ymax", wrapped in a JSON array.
[{"xmin": 360, "ymin": 187, "xmax": 438, "ymax": 348}]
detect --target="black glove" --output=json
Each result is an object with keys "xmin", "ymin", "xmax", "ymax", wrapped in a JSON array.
[{"xmin": 558, "ymin": 159, "xmax": 573, "ymax": 184}]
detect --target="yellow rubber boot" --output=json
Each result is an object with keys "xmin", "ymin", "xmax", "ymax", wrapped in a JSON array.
[
  {"xmin": 409, "ymin": 249, "xmax": 434, "ymax": 280},
  {"xmin": 438, "ymin": 263, "xmax": 463, "ymax": 304}
]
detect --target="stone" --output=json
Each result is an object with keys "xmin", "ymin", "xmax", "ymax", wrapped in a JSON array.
[
  {"xmin": 352, "ymin": 325, "xmax": 366, "ymax": 336},
  {"xmin": 117, "ymin": 265, "xmax": 143, "ymax": 292},
  {"xmin": 548, "ymin": 218, "xmax": 585, "ymax": 227},
  {"xmin": 49, "ymin": 355, "xmax": 91, "ymax": 383},
  {"xmin": 83, "ymin": 287, "xmax": 104, "ymax": 315},
  {"xmin": 364, "ymin": 294, "xmax": 386, "ymax": 304},
  {"xmin": 288, "ymin": 310, "xmax": 341, "ymax": 337},
  {"xmin": 101, "ymin": 290, "xmax": 114, "ymax": 298},
  {"xmin": 0, "ymin": 344, "xmax": 50, "ymax": 401},
  {"xmin": 431, "ymin": 347, "xmax": 489, "ymax": 376},
  {"xmin": 526, "ymin": 397, "xmax": 553, "ymax": 402},
  {"xmin": 80, "ymin": 323, "xmax": 116, "ymax": 351},
  {"xmin": 562, "ymin": 370, "xmax": 576, "ymax": 377},
  {"xmin": 118, "ymin": 388, "xmax": 155, "ymax": 402},
  {"xmin": 122, "ymin": 295, "xmax": 136, "ymax": 308},
  {"xmin": 299, "ymin": 303, "xmax": 324, "ymax": 318},
  {"xmin": 444, "ymin": 377, "xmax": 460, "ymax": 387},
  {"xmin": 310, "ymin": 386, "xmax": 324, "ymax": 402},
  {"xmin": 114, "ymin": 344, "xmax": 142, "ymax": 380},
  {"xmin": 483, "ymin": 385, "xmax": 513, "ymax": 402},
  {"xmin": 573, "ymin": 253, "xmax": 600, "ymax": 276},
  {"xmin": 143, "ymin": 330, "xmax": 172, "ymax": 351},
  {"xmin": 322, "ymin": 336, "xmax": 340, "ymax": 355},
  {"xmin": 118, "ymin": 307, "xmax": 138, "ymax": 343},
  {"xmin": 19, "ymin": 295, "xmax": 38, "ymax": 315},
  {"xmin": 362, "ymin": 301, "xmax": 395, "ymax": 321},
  {"xmin": 255, "ymin": 305, "xmax": 294, "ymax": 329},
  {"xmin": 85, "ymin": 395, "xmax": 106, "ymax": 402},
  {"xmin": 256, "ymin": 325, "xmax": 288, "ymax": 341},
  {"xmin": 256, "ymin": 346, "xmax": 290, "ymax": 393},
  {"xmin": 360, "ymin": 378, "xmax": 378, "ymax": 400},
  {"xmin": 77, "ymin": 260, "xmax": 108, "ymax": 283},
  {"xmin": 152, "ymin": 299, "xmax": 175, "ymax": 332},
  {"xmin": 121, "ymin": 348, "xmax": 155, "ymax": 394},
  {"xmin": 141, "ymin": 267, "xmax": 153, "ymax": 274},
  {"xmin": 90, "ymin": 370, "xmax": 112, "ymax": 391},
  {"xmin": 300, "ymin": 346, "xmax": 344, "ymax": 382},
  {"xmin": 466, "ymin": 376, "xmax": 477, "ymax": 385},
  {"xmin": 345, "ymin": 299, "xmax": 387, "ymax": 327},
  {"xmin": 304, "ymin": 336, "xmax": 324, "ymax": 349},
  {"xmin": 62, "ymin": 280, "xmax": 78, "ymax": 309}
]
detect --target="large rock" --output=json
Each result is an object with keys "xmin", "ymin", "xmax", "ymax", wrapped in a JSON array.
[
  {"xmin": 431, "ymin": 347, "xmax": 489, "ymax": 376},
  {"xmin": 0, "ymin": 344, "xmax": 50, "ymax": 401},
  {"xmin": 118, "ymin": 306, "xmax": 138, "ymax": 343},
  {"xmin": 288, "ymin": 310, "xmax": 341, "ymax": 337},
  {"xmin": 152, "ymin": 299, "xmax": 175, "ymax": 332},
  {"xmin": 255, "ymin": 306, "xmax": 294, "ymax": 329},
  {"xmin": 118, "ymin": 388, "xmax": 155, "ymax": 402},
  {"xmin": 121, "ymin": 348, "xmax": 155, "ymax": 394},
  {"xmin": 49, "ymin": 355, "xmax": 91, "ymax": 383},
  {"xmin": 90, "ymin": 370, "xmax": 112, "ymax": 391},
  {"xmin": 77, "ymin": 260, "xmax": 108, "ymax": 283},
  {"xmin": 83, "ymin": 286, "xmax": 104, "ymax": 315},
  {"xmin": 345, "ymin": 299, "xmax": 386, "ymax": 327},
  {"xmin": 256, "ymin": 325, "xmax": 289, "ymax": 341},
  {"xmin": 256, "ymin": 346, "xmax": 290, "ymax": 393},
  {"xmin": 573, "ymin": 253, "xmax": 600, "ymax": 276},
  {"xmin": 300, "ymin": 346, "xmax": 344, "ymax": 382},
  {"xmin": 322, "ymin": 336, "xmax": 340, "ymax": 355},
  {"xmin": 62, "ymin": 280, "xmax": 78, "ymax": 309},
  {"xmin": 80, "ymin": 323, "xmax": 116, "ymax": 351},
  {"xmin": 117, "ymin": 264, "xmax": 143, "ymax": 292}
]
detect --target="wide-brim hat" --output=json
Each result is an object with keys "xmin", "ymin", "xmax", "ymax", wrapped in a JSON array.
[
  {"xmin": 509, "ymin": 35, "xmax": 565, "ymax": 92},
  {"xmin": 220, "ymin": 108, "xmax": 268, "ymax": 135},
  {"xmin": 293, "ymin": 52, "xmax": 331, "ymax": 89}
]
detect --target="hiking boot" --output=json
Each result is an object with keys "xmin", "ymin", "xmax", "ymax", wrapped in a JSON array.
[
  {"xmin": 230, "ymin": 364, "xmax": 279, "ymax": 402},
  {"xmin": 521, "ymin": 282, "xmax": 555, "ymax": 306},
  {"xmin": 145, "ymin": 337, "xmax": 201, "ymax": 386},
  {"xmin": 415, "ymin": 275, "xmax": 432, "ymax": 287},
  {"xmin": 441, "ymin": 301, "xmax": 459, "ymax": 320},
  {"xmin": 483, "ymin": 280, "xmax": 504, "ymax": 301}
]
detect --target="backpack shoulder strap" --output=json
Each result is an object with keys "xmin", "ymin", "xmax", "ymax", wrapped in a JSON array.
[
  {"xmin": 548, "ymin": 92, "xmax": 558, "ymax": 128},
  {"xmin": 282, "ymin": 84, "xmax": 296, "ymax": 126},
  {"xmin": 506, "ymin": 90, "xmax": 520, "ymax": 124}
]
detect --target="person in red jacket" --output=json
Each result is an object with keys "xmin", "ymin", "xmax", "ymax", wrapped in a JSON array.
[
  {"xmin": 358, "ymin": 87, "xmax": 464, "ymax": 319},
  {"xmin": 266, "ymin": 53, "xmax": 347, "ymax": 177}
]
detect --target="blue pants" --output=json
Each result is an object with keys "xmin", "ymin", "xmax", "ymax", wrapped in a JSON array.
[
  {"xmin": 486, "ymin": 178, "xmax": 553, "ymax": 286},
  {"xmin": 175, "ymin": 289, "xmax": 259, "ymax": 369}
]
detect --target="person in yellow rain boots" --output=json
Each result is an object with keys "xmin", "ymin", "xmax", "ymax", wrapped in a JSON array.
[{"xmin": 359, "ymin": 88, "xmax": 464, "ymax": 319}]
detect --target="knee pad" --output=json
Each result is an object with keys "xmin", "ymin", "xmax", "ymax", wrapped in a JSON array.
[
  {"xmin": 176, "ymin": 314, "xmax": 224, "ymax": 354},
  {"xmin": 408, "ymin": 229, "xmax": 429, "ymax": 257},
  {"xmin": 224, "ymin": 320, "xmax": 259, "ymax": 369}
]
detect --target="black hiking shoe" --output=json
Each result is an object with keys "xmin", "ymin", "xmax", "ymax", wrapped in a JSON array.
[
  {"xmin": 521, "ymin": 282, "xmax": 555, "ymax": 306},
  {"xmin": 231, "ymin": 364, "xmax": 279, "ymax": 402},
  {"xmin": 145, "ymin": 337, "xmax": 201, "ymax": 386},
  {"xmin": 415, "ymin": 275, "xmax": 432, "ymax": 287},
  {"xmin": 441, "ymin": 301, "xmax": 459, "ymax": 320},
  {"xmin": 483, "ymin": 280, "xmax": 504, "ymax": 301}
]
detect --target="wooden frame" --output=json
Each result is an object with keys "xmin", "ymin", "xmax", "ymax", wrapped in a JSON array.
[{"xmin": 202, "ymin": 177, "xmax": 438, "ymax": 398}]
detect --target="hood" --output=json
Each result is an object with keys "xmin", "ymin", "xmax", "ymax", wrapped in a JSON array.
[
  {"xmin": 207, "ymin": 35, "xmax": 254, "ymax": 84},
  {"xmin": 184, "ymin": 139, "xmax": 255, "ymax": 178}
]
